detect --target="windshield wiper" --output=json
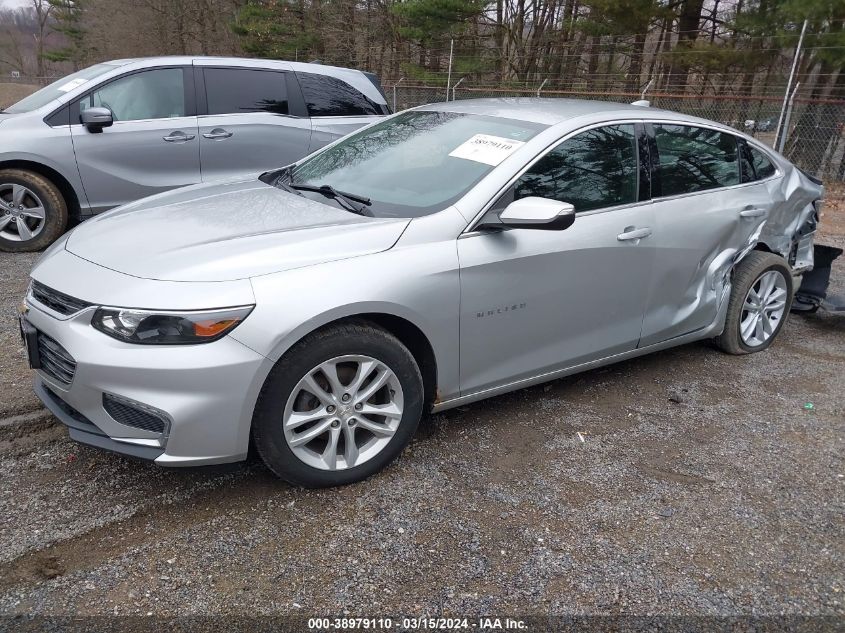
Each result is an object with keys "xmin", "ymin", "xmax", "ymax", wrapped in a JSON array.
[{"xmin": 288, "ymin": 183, "xmax": 373, "ymax": 216}]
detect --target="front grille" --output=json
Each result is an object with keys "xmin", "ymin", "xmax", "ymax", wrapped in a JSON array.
[
  {"xmin": 37, "ymin": 332, "xmax": 77, "ymax": 385},
  {"xmin": 103, "ymin": 394, "xmax": 168, "ymax": 434},
  {"xmin": 31, "ymin": 281, "xmax": 91, "ymax": 316}
]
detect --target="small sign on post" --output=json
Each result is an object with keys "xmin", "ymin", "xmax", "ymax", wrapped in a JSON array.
[{"xmin": 11, "ymin": 71, "xmax": 21, "ymax": 79}]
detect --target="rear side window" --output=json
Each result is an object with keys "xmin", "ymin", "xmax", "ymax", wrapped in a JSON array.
[
  {"xmin": 514, "ymin": 124, "xmax": 639, "ymax": 212},
  {"xmin": 740, "ymin": 141, "xmax": 777, "ymax": 182},
  {"xmin": 654, "ymin": 124, "xmax": 739, "ymax": 196},
  {"xmin": 296, "ymin": 72, "xmax": 382, "ymax": 117},
  {"xmin": 204, "ymin": 68, "xmax": 288, "ymax": 115}
]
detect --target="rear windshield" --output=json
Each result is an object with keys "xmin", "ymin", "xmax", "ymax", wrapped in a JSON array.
[{"xmin": 4, "ymin": 64, "xmax": 116, "ymax": 114}]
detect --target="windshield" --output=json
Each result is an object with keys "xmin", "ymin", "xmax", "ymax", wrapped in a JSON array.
[
  {"xmin": 4, "ymin": 63, "xmax": 116, "ymax": 114},
  {"xmin": 290, "ymin": 110, "xmax": 547, "ymax": 218}
]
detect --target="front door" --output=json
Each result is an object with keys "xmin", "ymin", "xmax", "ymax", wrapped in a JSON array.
[
  {"xmin": 71, "ymin": 67, "xmax": 200, "ymax": 212},
  {"xmin": 458, "ymin": 123, "xmax": 656, "ymax": 395}
]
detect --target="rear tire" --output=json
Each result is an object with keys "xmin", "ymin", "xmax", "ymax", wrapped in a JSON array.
[
  {"xmin": 715, "ymin": 251, "xmax": 793, "ymax": 355},
  {"xmin": 252, "ymin": 321, "xmax": 424, "ymax": 487},
  {"xmin": 0, "ymin": 169, "xmax": 68, "ymax": 252}
]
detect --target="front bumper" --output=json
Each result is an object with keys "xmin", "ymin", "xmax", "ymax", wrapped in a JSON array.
[{"xmin": 25, "ymin": 301, "xmax": 274, "ymax": 466}]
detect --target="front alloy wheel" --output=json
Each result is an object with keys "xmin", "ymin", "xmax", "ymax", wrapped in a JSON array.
[
  {"xmin": 0, "ymin": 169, "xmax": 68, "ymax": 252},
  {"xmin": 283, "ymin": 355, "xmax": 404, "ymax": 471},
  {"xmin": 0, "ymin": 183, "xmax": 46, "ymax": 243},
  {"xmin": 252, "ymin": 322, "xmax": 423, "ymax": 487}
]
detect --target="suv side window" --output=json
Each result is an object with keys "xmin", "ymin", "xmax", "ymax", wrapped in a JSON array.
[
  {"xmin": 83, "ymin": 68, "xmax": 185, "ymax": 121},
  {"xmin": 204, "ymin": 68, "xmax": 289, "ymax": 115},
  {"xmin": 653, "ymin": 124, "xmax": 739, "ymax": 196},
  {"xmin": 513, "ymin": 124, "xmax": 639, "ymax": 212},
  {"xmin": 296, "ymin": 72, "xmax": 382, "ymax": 117}
]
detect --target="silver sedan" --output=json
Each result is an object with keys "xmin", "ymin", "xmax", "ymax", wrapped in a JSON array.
[{"xmin": 21, "ymin": 98, "xmax": 822, "ymax": 487}]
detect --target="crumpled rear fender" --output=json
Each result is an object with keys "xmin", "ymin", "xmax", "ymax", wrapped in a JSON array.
[{"xmin": 754, "ymin": 166, "xmax": 823, "ymax": 271}]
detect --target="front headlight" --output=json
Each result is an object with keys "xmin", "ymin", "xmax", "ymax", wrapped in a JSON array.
[{"xmin": 91, "ymin": 305, "xmax": 253, "ymax": 345}]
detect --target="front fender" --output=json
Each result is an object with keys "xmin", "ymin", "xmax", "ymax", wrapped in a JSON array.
[{"xmin": 230, "ymin": 241, "xmax": 462, "ymax": 401}]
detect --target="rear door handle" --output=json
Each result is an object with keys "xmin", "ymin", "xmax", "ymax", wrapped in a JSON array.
[
  {"xmin": 617, "ymin": 226, "xmax": 652, "ymax": 241},
  {"xmin": 202, "ymin": 128, "xmax": 233, "ymax": 140},
  {"xmin": 740, "ymin": 207, "xmax": 768, "ymax": 218},
  {"xmin": 163, "ymin": 131, "xmax": 195, "ymax": 142}
]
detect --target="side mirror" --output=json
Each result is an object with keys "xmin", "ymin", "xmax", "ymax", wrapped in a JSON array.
[
  {"xmin": 498, "ymin": 197, "xmax": 575, "ymax": 231},
  {"xmin": 80, "ymin": 107, "xmax": 113, "ymax": 132}
]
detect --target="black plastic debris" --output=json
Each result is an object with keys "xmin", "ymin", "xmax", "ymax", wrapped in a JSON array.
[{"xmin": 792, "ymin": 244, "xmax": 845, "ymax": 313}]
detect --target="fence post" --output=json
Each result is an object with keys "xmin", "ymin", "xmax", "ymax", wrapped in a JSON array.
[
  {"xmin": 393, "ymin": 77, "xmax": 404, "ymax": 112},
  {"xmin": 446, "ymin": 39, "xmax": 454, "ymax": 102},
  {"xmin": 451, "ymin": 77, "xmax": 465, "ymax": 101},
  {"xmin": 775, "ymin": 19, "xmax": 807, "ymax": 152},
  {"xmin": 779, "ymin": 82, "xmax": 801, "ymax": 154}
]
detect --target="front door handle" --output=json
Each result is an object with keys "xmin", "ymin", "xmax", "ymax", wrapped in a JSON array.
[
  {"xmin": 163, "ymin": 131, "xmax": 195, "ymax": 142},
  {"xmin": 202, "ymin": 128, "xmax": 233, "ymax": 140},
  {"xmin": 740, "ymin": 207, "xmax": 767, "ymax": 218},
  {"xmin": 617, "ymin": 226, "xmax": 652, "ymax": 241}
]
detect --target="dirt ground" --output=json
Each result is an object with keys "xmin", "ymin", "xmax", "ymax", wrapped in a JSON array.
[{"xmin": 0, "ymin": 194, "xmax": 843, "ymax": 623}]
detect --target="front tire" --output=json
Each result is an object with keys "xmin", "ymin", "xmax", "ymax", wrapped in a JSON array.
[
  {"xmin": 252, "ymin": 322, "xmax": 424, "ymax": 487},
  {"xmin": 0, "ymin": 169, "xmax": 68, "ymax": 252},
  {"xmin": 715, "ymin": 251, "xmax": 793, "ymax": 355}
]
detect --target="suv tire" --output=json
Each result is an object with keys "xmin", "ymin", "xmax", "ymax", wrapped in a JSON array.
[{"xmin": 0, "ymin": 169, "xmax": 68, "ymax": 252}]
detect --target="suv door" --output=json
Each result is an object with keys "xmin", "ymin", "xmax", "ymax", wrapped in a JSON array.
[
  {"xmin": 70, "ymin": 66, "xmax": 200, "ymax": 212},
  {"xmin": 295, "ymin": 71, "xmax": 388, "ymax": 152},
  {"xmin": 638, "ymin": 124, "xmax": 773, "ymax": 346},
  {"xmin": 196, "ymin": 66, "xmax": 312, "ymax": 181},
  {"xmin": 457, "ymin": 123, "xmax": 656, "ymax": 395}
]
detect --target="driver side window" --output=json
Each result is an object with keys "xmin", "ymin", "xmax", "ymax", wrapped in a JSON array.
[
  {"xmin": 81, "ymin": 68, "xmax": 185, "ymax": 122},
  {"xmin": 513, "ymin": 124, "xmax": 639, "ymax": 213}
]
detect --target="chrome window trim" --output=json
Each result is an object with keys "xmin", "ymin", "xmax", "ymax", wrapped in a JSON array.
[{"xmin": 463, "ymin": 116, "xmax": 782, "ymax": 234}]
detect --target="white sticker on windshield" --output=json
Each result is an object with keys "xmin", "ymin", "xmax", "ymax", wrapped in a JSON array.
[
  {"xmin": 449, "ymin": 134, "xmax": 525, "ymax": 166},
  {"xmin": 56, "ymin": 78, "xmax": 88, "ymax": 93}
]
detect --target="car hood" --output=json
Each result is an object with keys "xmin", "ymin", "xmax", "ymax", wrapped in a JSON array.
[{"xmin": 65, "ymin": 179, "xmax": 411, "ymax": 282}]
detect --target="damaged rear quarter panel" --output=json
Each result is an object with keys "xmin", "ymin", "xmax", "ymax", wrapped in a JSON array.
[{"xmin": 756, "ymin": 163, "xmax": 823, "ymax": 267}]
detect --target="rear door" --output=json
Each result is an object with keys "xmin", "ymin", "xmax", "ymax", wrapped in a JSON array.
[
  {"xmin": 196, "ymin": 65, "xmax": 312, "ymax": 182},
  {"xmin": 638, "ymin": 123, "xmax": 773, "ymax": 346},
  {"xmin": 70, "ymin": 66, "xmax": 200, "ymax": 212},
  {"xmin": 295, "ymin": 71, "xmax": 388, "ymax": 152}
]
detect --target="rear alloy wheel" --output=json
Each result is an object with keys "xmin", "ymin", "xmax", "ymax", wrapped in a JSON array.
[
  {"xmin": 0, "ymin": 169, "xmax": 68, "ymax": 252},
  {"xmin": 252, "ymin": 322, "xmax": 423, "ymax": 487},
  {"xmin": 715, "ymin": 251, "xmax": 794, "ymax": 354}
]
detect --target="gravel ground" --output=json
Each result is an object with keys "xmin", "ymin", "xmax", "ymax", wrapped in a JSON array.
[{"xmin": 0, "ymin": 201, "xmax": 843, "ymax": 621}]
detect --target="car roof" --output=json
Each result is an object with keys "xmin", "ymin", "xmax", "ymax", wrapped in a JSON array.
[
  {"xmin": 419, "ymin": 97, "xmax": 732, "ymax": 130},
  {"xmin": 105, "ymin": 56, "xmax": 370, "ymax": 75}
]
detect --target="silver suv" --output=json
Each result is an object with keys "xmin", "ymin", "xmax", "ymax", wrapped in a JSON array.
[{"xmin": 0, "ymin": 56, "xmax": 390, "ymax": 251}]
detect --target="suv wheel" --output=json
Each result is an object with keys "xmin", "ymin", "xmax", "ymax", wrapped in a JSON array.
[
  {"xmin": 0, "ymin": 169, "xmax": 68, "ymax": 252},
  {"xmin": 252, "ymin": 322, "xmax": 424, "ymax": 487},
  {"xmin": 715, "ymin": 251, "xmax": 793, "ymax": 354}
]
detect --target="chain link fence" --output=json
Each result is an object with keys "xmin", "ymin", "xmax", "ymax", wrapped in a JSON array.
[{"xmin": 388, "ymin": 83, "xmax": 845, "ymax": 183}]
